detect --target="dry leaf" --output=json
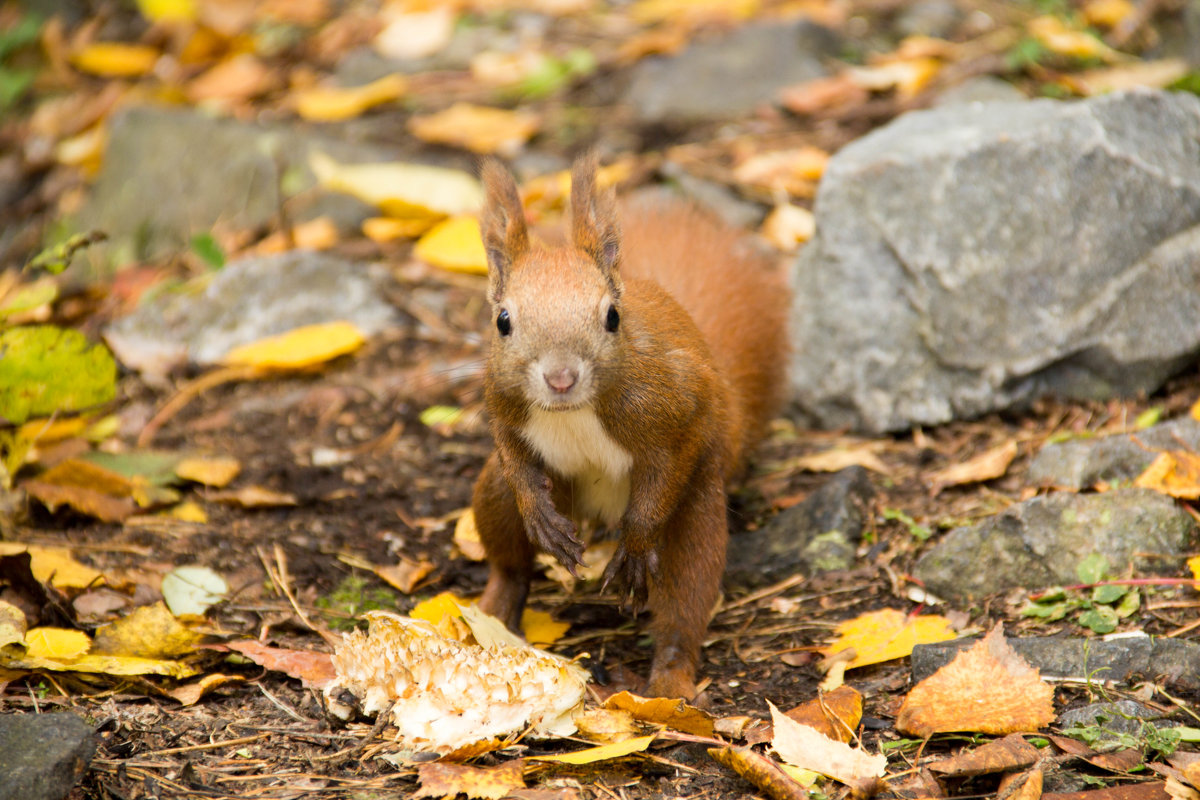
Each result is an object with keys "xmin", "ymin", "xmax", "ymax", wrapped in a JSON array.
[
  {"xmin": 928, "ymin": 440, "xmax": 1018, "ymax": 495},
  {"xmin": 251, "ymin": 217, "xmax": 340, "ymax": 254},
  {"xmin": 630, "ymin": 0, "xmax": 758, "ymax": 26},
  {"xmin": 761, "ymin": 204, "xmax": 815, "ymax": 251},
  {"xmin": 1188, "ymin": 555, "xmax": 1200, "ymax": 585},
  {"xmin": 168, "ymin": 673, "xmax": 245, "ymax": 706},
  {"xmin": 823, "ymin": 608, "xmax": 957, "ymax": 670},
  {"xmin": 574, "ymin": 707, "xmax": 642, "ymax": 743},
  {"xmin": 708, "ymin": 745, "xmax": 809, "ymax": 800},
  {"xmin": 374, "ymin": 5, "xmax": 455, "ymax": 60},
  {"xmin": 408, "ymin": 103, "xmax": 539, "ymax": 156},
  {"xmin": 0, "ymin": 600, "xmax": 27, "ymax": 649},
  {"xmin": 454, "ymin": 509, "xmax": 487, "ymax": 561},
  {"xmin": 1067, "ymin": 59, "xmax": 1188, "ymax": 95},
  {"xmin": 375, "ymin": 556, "xmax": 435, "ymax": 594},
  {"xmin": 414, "ymin": 216, "xmax": 488, "ymax": 274},
  {"xmin": 926, "ymin": 733, "xmax": 1040, "ymax": 776},
  {"xmin": 293, "ymin": 74, "xmax": 407, "ymax": 121},
  {"xmin": 209, "ymin": 486, "xmax": 298, "ymax": 507},
  {"xmin": 734, "ymin": 147, "xmax": 828, "ymax": 193},
  {"xmin": 780, "ymin": 73, "xmax": 870, "ymax": 115},
  {"xmin": 55, "ymin": 123, "xmax": 107, "ymax": 175},
  {"xmin": 783, "ymin": 685, "xmax": 862, "ymax": 744},
  {"xmin": 72, "ymin": 42, "xmax": 159, "ymax": 77},
  {"xmin": 222, "ymin": 321, "xmax": 365, "ymax": 370},
  {"xmin": 538, "ymin": 539, "xmax": 617, "ymax": 586},
  {"xmin": 362, "ymin": 216, "xmax": 435, "ymax": 242},
  {"xmin": 769, "ymin": 701, "xmax": 887, "ymax": 790},
  {"xmin": 529, "ymin": 734, "xmax": 656, "ymax": 764},
  {"xmin": 1029, "ymin": 15, "xmax": 1121, "ymax": 61},
  {"xmin": 174, "ymin": 456, "xmax": 240, "ymax": 487},
  {"xmin": 1134, "ymin": 451, "xmax": 1200, "ymax": 499},
  {"xmin": 603, "ymin": 691, "xmax": 716, "ymax": 736},
  {"xmin": 1002, "ymin": 768, "xmax": 1044, "ymax": 800},
  {"xmin": 896, "ymin": 626, "xmax": 1055, "ymax": 737},
  {"xmin": 23, "ymin": 458, "xmax": 137, "ymax": 522},
  {"xmin": 787, "ymin": 442, "xmax": 890, "ymax": 475},
  {"xmin": 415, "ymin": 761, "xmax": 525, "ymax": 800},
  {"xmin": 226, "ymin": 640, "xmax": 337, "ymax": 689},
  {"xmin": 136, "ymin": 0, "xmax": 197, "ymax": 23},
  {"xmin": 522, "ymin": 607, "xmax": 569, "ymax": 646},
  {"xmin": 187, "ymin": 55, "xmax": 278, "ymax": 104},
  {"xmin": 91, "ymin": 601, "xmax": 205, "ymax": 658},
  {"xmin": 311, "ymin": 152, "xmax": 484, "ymax": 219},
  {"xmin": 1083, "ymin": 0, "xmax": 1134, "ymax": 27},
  {"xmin": 0, "ymin": 543, "xmax": 106, "ymax": 589}
]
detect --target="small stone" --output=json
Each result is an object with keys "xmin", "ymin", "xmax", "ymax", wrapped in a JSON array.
[
  {"xmin": 1028, "ymin": 416, "xmax": 1200, "ymax": 490},
  {"xmin": 0, "ymin": 713, "xmax": 97, "ymax": 800}
]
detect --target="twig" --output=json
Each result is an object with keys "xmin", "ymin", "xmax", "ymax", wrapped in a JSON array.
[
  {"xmin": 311, "ymin": 701, "xmax": 396, "ymax": 763},
  {"xmin": 141, "ymin": 734, "xmax": 270, "ymax": 757},
  {"xmin": 257, "ymin": 544, "xmax": 340, "ymax": 649},
  {"xmin": 138, "ymin": 364, "xmax": 263, "ymax": 446}
]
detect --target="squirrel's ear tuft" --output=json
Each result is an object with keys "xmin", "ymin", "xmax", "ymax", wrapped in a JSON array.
[
  {"xmin": 570, "ymin": 152, "xmax": 622, "ymax": 297},
  {"xmin": 480, "ymin": 157, "xmax": 529, "ymax": 303}
]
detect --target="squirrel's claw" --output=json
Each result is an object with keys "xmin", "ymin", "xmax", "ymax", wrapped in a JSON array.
[
  {"xmin": 526, "ymin": 504, "xmax": 584, "ymax": 576},
  {"xmin": 602, "ymin": 544, "xmax": 659, "ymax": 611}
]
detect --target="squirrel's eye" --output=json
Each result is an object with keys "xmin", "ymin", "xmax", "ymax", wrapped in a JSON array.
[
  {"xmin": 605, "ymin": 305, "xmax": 620, "ymax": 333},
  {"xmin": 497, "ymin": 309, "xmax": 512, "ymax": 336}
]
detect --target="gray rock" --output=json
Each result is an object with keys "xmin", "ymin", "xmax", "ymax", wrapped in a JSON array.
[
  {"xmin": 728, "ymin": 466, "xmax": 874, "ymax": 586},
  {"xmin": 104, "ymin": 250, "xmax": 399, "ymax": 377},
  {"xmin": 0, "ymin": 712, "xmax": 97, "ymax": 800},
  {"xmin": 1058, "ymin": 699, "xmax": 1167, "ymax": 737},
  {"xmin": 791, "ymin": 89, "xmax": 1200, "ymax": 433},
  {"xmin": 911, "ymin": 634, "xmax": 1200, "ymax": 690},
  {"xmin": 1029, "ymin": 416, "xmax": 1200, "ymax": 489},
  {"xmin": 77, "ymin": 106, "xmax": 409, "ymax": 268},
  {"xmin": 912, "ymin": 489, "xmax": 1194, "ymax": 600},
  {"xmin": 626, "ymin": 20, "xmax": 838, "ymax": 125}
]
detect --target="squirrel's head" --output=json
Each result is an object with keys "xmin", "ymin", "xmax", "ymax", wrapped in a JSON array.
[{"xmin": 481, "ymin": 154, "xmax": 625, "ymax": 411}]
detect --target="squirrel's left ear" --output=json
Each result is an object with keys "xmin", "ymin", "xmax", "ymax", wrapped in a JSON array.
[
  {"xmin": 480, "ymin": 157, "xmax": 529, "ymax": 304},
  {"xmin": 570, "ymin": 152, "xmax": 622, "ymax": 298}
]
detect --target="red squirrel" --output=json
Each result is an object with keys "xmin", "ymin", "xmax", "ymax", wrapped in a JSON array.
[{"xmin": 472, "ymin": 154, "xmax": 790, "ymax": 699}]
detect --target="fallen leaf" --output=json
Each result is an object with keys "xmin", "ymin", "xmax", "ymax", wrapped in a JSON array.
[
  {"xmin": 24, "ymin": 463, "xmax": 128, "ymax": 519},
  {"xmin": 896, "ymin": 626, "xmax": 1056, "ymax": 737},
  {"xmin": 375, "ymin": 556, "xmax": 435, "ymax": 594},
  {"xmin": 1002, "ymin": 769, "xmax": 1044, "ymax": 800},
  {"xmin": 761, "ymin": 204, "xmax": 815, "ymax": 252},
  {"xmin": 168, "ymin": 673, "xmax": 245, "ymax": 706},
  {"xmin": 1188, "ymin": 555, "xmax": 1200, "ymax": 584},
  {"xmin": 310, "ymin": 152, "xmax": 484, "ymax": 219},
  {"xmin": 787, "ymin": 442, "xmax": 890, "ymax": 475},
  {"xmin": 783, "ymin": 685, "xmax": 862, "ymax": 743},
  {"xmin": 362, "ymin": 216, "xmax": 436, "ymax": 242},
  {"xmin": 1029, "ymin": 15, "xmax": 1121, "ymax": 61},
  {"xmin": 408, "ymin": 103, "xmax": 539, "ymax": 156},
  {"xmin": 187, "ymin": 55, "xmax": 278, "ymax": 104},
  {"xmin": 522, "ymin": 607, "xmax": 569, "ymax": 646},
  {"xmin": 530, "ymin": 734, "xmax": 656, "ymax": 764},
  {"xmin": 413, "ymin": 216, "xmax": 489, "ymax": 274},
  {"xmin": 603, "ymin": 691, "xmax": 715, "ymax": 736},
  {"xmin": 849, "ymin": 57, "xmax": 941, "ymax": 97},
  {"xmin": 708, "ymin": 745, "xmax": 809, "ymax": 800},
  {"xmin": 779, "ymin": 73, "xmax": 870, "ymax": 115},
  {"xmin": 769, "ymin": 700, "xmax": 887, "ymax": 789},
  {"xmin": 454, "ymin": 509, "xmax": 487, "ymax": 561},
  {"xmin": 209, "ymin": 485, "xmax": 298, "ymax": 507},
  {"xmin": 574, "ymin": 707, "xmax": 642, "ymax": 743},
  {"xmin": 1066, "ymin": 59, "xmax": 1189, "ymax": 95},
  {"xmin": 136, "ymin": 0, "xmax": 197, "ymax": 22},
  {"xmin": 415, "ymin": 761, "xmax": 525, "ymax": 800},
  {"xmin": 0, "ymin": 325, "xmax": 117, "ymax": 425},
  {"xmin": 293, "ymin": 74, "xmax": 407, "ymax": 122},
  {"xmin": 410, "ymin": 591, "xmax": 469, "ymax": 626},
  {"xmin": 0, "ymin": 600, "xmax": 27, "ymax": 649},
  {"xmin": 928, "ymin": 440, "xmax": 1018, "ymax": 495},
  {"xmin": 222, "ymin": 321, "xmax": 366, "ymax": 370},
  {"xmin": 538, "ymin": 540, "xmax": 617, "ymax": 586},
  {"xmin": 24, "ymin": 627, "xmax": 91, "ymax": 660},
  {"xmin": 226, "ymin": 640, "xmax": 337, "ymax": 689},
  {"xmin": 55, "ymin": 123, "xmax": 107, "ymax": 175},
  {"xmin": 823, "ymin": 608, "xmax": 957, "ymax": 670},
  {"xmin": 258, "ymin": 0, "xmax": 329, "ymax": 25},
  {"xmin": 91, "ymin": 601, "xmax": 205, "ymax": 658},
  {"xmin": 174, "ymin": 456, "xmax": 241, "ymax": 487},
  {"xmin": 0, "ymin": 543, "xmax": 106, "ymax": 589},
  {"xmin": 1134, "ymin": 451, "xmax": 1200, "ymax": 499},
  {"xmin": 926, "ymin": 733, "xmax": 1040, "ymax": 776},
  {"xmin": 161, "ymin": 565, "xmax": 228, "ymax": 616},
  {"xmin": 374, "ymin": 5, "xmax": 455, "ymax": 60},
  {"xmin": 71, "ymin": 42, "xmax": 159, "ymax": 77},
  {"xmin": 1083, "ymin": 0, "xmax": 1134, "ymax": 27},
  {"xmin": 630, "ymin": 0, "xmax": 758, "ymax": 26},
  {"xmin": 1042, "ymin": 783, "xmax": 1170, "ymax": 800},
  {"xmin": 734, "ymin": 147, "xmax": 829, "ymax": 193},
  {"xmin": 10, "ymin": 651, "xmax": 199, "ymax": 678}
]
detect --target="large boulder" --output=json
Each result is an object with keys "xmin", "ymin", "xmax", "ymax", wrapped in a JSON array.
[{"xmin": 792, "ymin": 88, "xmax": 1200, "ymax": 433}]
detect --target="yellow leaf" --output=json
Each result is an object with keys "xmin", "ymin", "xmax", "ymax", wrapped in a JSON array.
[
  {"xmin": 1067, "ymin": 59, "xmax": 1189, "ymax": 96},
  {"xmin": 1083, "ymin": 0, "xmax": 1133, "ymax": 27},
  {"xmin": 169, "ymin": 673, "xmax": 245, "ymax": 706},
  {"xmin": 17, "ymin": 416, "xmax": 91, "ymax": 445},
  {"xmin": 1190, "ymin": 396, "xmax": 1200, "ymax": 421},
  {"xmin": 408, "ymin": 103, "xmax": 539, "ymax": 156},
  {"xmin": 761, "ymin": 204, "xmax": 815, "ymax": 252},
  {"xmin": 1189, "ymin": 555, "xmax": 1200, "ymax": 584},
  {"xmin": 294, "ymin": 74, "xmax": 407, "ymax": 121},
  {"xmin": 92, "ymin": 602, "xmax": 205, "ymax": 658},
  {"xmin": 0, "ymin": 543, "xmax": 106, "ymax": 589},
  {"xmin": 362, "ymin": 216, "xmax": 435, "ymax": 242},
  {"xmin": 14, "ymin": 652, "xmax": 199, "ymax": 677},
  {"xmin": 374, "ymin": 556, "xmax": 435, "ymax": 594},
  {"xmin": 416, "ymin": 761, "xmax": 525, "ymax": 800},
  {"xmin": 631, "ymin": 0, "xmax": 757, "ymax": 25},
  {"xmin": 603, "ymin": 691, "xmax": 715, "ymax": 736},
  {"xmin": 24, "ymin": 627, "xmax": 91, "ymax": 660},
  {"xmin": 136, "ymin": 0, "xmax": 197, "ymax": 22},
  {"xmin": 530, "ymin": 734, "xmax": 657, "ymax": 764},
  {"xmin": 522, "ymin": 607, "xmax": 569, "ymax": 646},
  {"xmin": 55, "ymin": 124, "xmax": 107, "ymax": 176},
  {"xmin": 414, "ymin": 216, "xmax": 488, "ymax": 274},
  {"xmin": 1029, "ymin": 16, "xmax": 1120, "ymax": 61},
  {"xmin": 0, "ymin": 600, "xmax": 27, "ymax": 649},
  {"xmin": 1134, "ymin": 451, "xmax": 1200, "ymax": 500},
  {"xmin": 72, "ymin": 42, "xmax": 160, "ymax": 77},
  {"xmin": 453, "ymin": 508, "xmax": 486, "ymax": 561},
  {"xmin": 175, "ymin": 456, "xmax": 241, "ymax": 487},
  {"xmin": 222, "ymin": 321, "xmax": 365, "ymax": 369},
  {"xmin": 310, "ymin": 152, "xmax": 484, "ymax": 219},
  {"xmin": 410, "ymin": 591, "xmax": 468, "ymax": 625},
  {"xmin": 166, "ymin": 501, "xmax": 208, "ymax": 523},
  {"xmin": 823, "ymin": 608, "xmax": 957, "ymax": 670}
]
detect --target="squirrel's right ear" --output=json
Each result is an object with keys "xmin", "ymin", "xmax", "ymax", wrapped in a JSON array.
[{"xmin": 480, "ymin": 158, "xmax": 529, "ymax": 303}]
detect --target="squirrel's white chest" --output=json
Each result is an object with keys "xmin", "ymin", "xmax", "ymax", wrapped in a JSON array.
[{"xmin": 520, "ymin": 407, "xmax": 633, "ymax": 527}]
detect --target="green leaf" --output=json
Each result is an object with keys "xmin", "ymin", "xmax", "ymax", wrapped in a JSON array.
[
  {"xmin": 189, "ymin": 233, "xmax": 226, "ymax": 270},
  {"xmin": 1021, "ymin": 600, "xmax": 1069, "ymax": 621},
  {"xmin": 1077, "ymin": 605, "xmax": 1118, "ymax": 634},
  {"xmin": 0, "ymin": 15, "xmax": 40, "ymax": 62},
  {"xmin": 1133, "ymin": 406, "xmax": 1163, "ymax": 430},
  {"xmin": 0, "ymin": 68, "xmax": 34, "ymax": 111},
  {"xmin": 1091, "ymin": 584, "xmax": 1127, "ymax": 605},
  {"xmin": 0, "ymin": 326, "xmax": 116, "ymax": 425},
  {"xmin": 1076, "ymin": 553, "xmax": 1110, "ymax": 584},
  {"xmin": 26, "ymin": 231, "xmax": 108, "ymax": 275},
  {"xmin": 80, "ymin": 450, "xmax": 184, "ymax": 487},
  {"xmin": 0, "ymin": 281, "xmax": 57, "ymax": 319},
  {"xmin": 1114, "ymin": 588, "xmax": 1141, "ymax": 619},
  {"xmin": 881, "ymin": 507, "xmax": 932, "ymax": 541}
]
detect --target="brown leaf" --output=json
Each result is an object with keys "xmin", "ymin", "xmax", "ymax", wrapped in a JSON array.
[
  {"xmin": 770, "ymin": 701, "xmax": 887, "ymax": 789},
  {"xmin": 602, "ymin": 690, "xmax": 715, "ymax": 736},
  {"xmin": 926, "ymin": 733, "xmax": 1040, "ymax": 777},
  {"xmin": 928, "ymin": 440, "xmax": 1018, "ymax": 495},
  {"xmin": 788, "ymin": 442, "xmax": 890, "ymax": 475},
  {"xmin": 374, "ymin": 556, "xmax": 434, "ymax": 594},
  {"xmin": 415, "ymin": 761, "xmax": 525, "ymax": 800},
  {"xmin": 1000, "ymin": 768, "xmax": 1044, "ymax": 800},
  {"xmin": 1088, "ymin": 749, "xmax": 1145, "ymax": 774},
  {"xmin": 779, "ymin": 73, "xmax": 870, "ymax": 115},
  {"xmin": 896, "ymin": 626, "xmax": 1055, "ymax": 737},
  {"xmin": 23, "ymin": 457, "xmax": 137, "ymax": 522},
  {"xmin": 225, "ymin": 640, "xmax": 336, "ymax": 689},
  {"xmin": 708, "ymin": 746, "xmax": 809, "ymax": 800},
  {"xmin": 187, "ymin": 55, "xmax": 279, "ymax": 104},
  {"xmin": 1043, "ymin": 782, "xmax": 1169, "ymax": 800},
  {"xmin": 1134, "ymin": 451, "xmax": 1200, "ymax": 499},
  {"xmin": 574, "ymin": 707, "xmax": 642, "ymax": 743},
  {"xmin": 167, "ymin": 673, "xmax": 245, "ymax": 706},
  {"xmin": 783, "ymin": 685, "xmax": 863, "ymax": 744},
  {"xmin": 209, "ymin": 486, "xmax": 298, "ymax": 508}
]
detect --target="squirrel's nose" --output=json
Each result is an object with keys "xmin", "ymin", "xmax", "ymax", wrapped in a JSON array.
[{"xmin": 544, "ymin": 367, "xmax": 578, "ymax": 394}]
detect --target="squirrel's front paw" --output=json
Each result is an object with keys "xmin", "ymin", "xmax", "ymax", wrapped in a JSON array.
[
  {"xmin": 526, "ymin": 503, "xmax": 584, "ymax": 576},
  {"xmin": 602, "ymin": 542, "xmax": 660, "ymax": 611}
]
